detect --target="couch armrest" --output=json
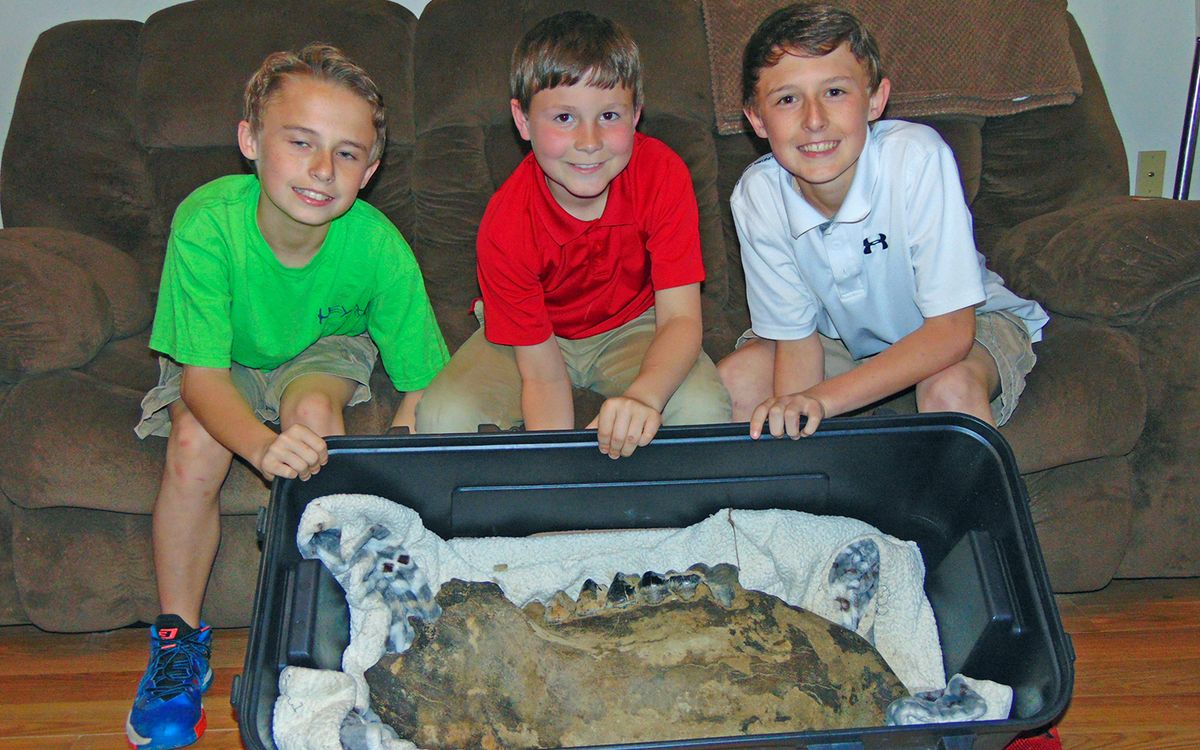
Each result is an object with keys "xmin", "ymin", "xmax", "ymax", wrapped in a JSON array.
[
  {"xmin": 0, "ymin": 228, "xmax": 151, "ymax": 382},
  {"xmin": 989, "ymin": 196, "xmax": 1200, "ymax": 326},
  {"xmin": 1, "ymin": 20, "xmax": 152, "ymax": 256}
]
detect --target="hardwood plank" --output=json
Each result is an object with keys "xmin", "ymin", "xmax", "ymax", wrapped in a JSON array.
[
  {"xmin": 1059, "ymin": 603, "xmax": 1200, "ymax": 634},
  {"xmin": 3, "ymin": 683, "xmax": 241, "ymax": 737},
  {"xmin": 0, "ymin": 729, "xmax": 247, "ymax": 750},
  {"xmin": 0, "ymin": 626, "xmax": 244, "ymax": 745},
  {"xmin": 1061, "ymin": 695, "xmax": 1200, "ymax": 727},
  {"xmin": 0, "ymin": 738, "xmax": 75, "ymax": 750},
  {"xmin": 1067, "ymin": 657, "xmax": 1200, "ymax": 697},
  {"xmin": 1066, "ymin": 630, "xmax": 1200, "ymax": 663},
  {"xmin": 1056, "ymin": 580, "xmax": 1200, "ymax": 749},
  {"xmin": 0, "ymin": 627, "xmax": 248, "ymax": 676},
  {"xmin": 1060, "ymin": 730, "xmax": 1200, "ymax": 750},
  {"xmin": 0, "ymin": 668, "xmax": 241, "ymax": 711}
]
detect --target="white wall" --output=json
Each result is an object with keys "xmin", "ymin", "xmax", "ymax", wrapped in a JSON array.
[
  {"xmin": 1068, "ymin": 0, "xmax": 1199, "ymax": 198},
  {"xmin": 0, "ymin": 0, "xmax": 1197, "ymax": 230}
]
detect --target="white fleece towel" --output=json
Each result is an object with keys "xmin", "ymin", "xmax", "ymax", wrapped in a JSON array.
[
  {"xmin": 725, "ymin": 509, "xmax": 945, "ymax": 691},
  {"xmin": 273, "ymin": 667, "xmax": 357, "ymax": 750},
  {"xmin": 274, "ymin": 493, "xmax": 951, "ymax": 748}
]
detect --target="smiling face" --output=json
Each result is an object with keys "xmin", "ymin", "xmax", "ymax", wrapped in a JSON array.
[
  {"xmin": 237, "ymin": 74, "xmax": 380, "ymax": 258},
  {"xmin": 744, "ymin": 43, "xmax": 889, "ymax": 217},
  {"xmin": 511, "ymin": 80, "xmax": 641, "ymax": 221}
]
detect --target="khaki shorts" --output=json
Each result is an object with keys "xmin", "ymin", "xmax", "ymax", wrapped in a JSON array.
[
  {"xmin": 134, "ymin": 334, "xmax": 378, "ymax": 439},
  {"xmin": 415, "ymin": 302, "xmax": 732, "ymax": 434},
  {"xmin": 735, "ymin": 310, "xmax": 1036, "ymax": 425}
]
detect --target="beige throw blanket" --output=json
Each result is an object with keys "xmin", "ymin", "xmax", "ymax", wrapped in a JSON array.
[{"xmin": 702, "ymin": 0, "xmax": 1082, "ymax": 135}]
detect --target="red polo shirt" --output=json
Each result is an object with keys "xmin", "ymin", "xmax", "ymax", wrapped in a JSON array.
[{"xmin": 477, "ymin": 133, "xmax": 705, "ymax": 345}]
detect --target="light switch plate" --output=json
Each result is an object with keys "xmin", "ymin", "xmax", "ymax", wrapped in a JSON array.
[{"xmin": 1135, "ymin": 150, "xmax": 1167, "ymax": 198}]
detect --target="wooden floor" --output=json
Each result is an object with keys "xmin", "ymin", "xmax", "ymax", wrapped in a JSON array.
[{"xmin": 0, "ymin": 578, "xmax": 1197, "ymax": 749}]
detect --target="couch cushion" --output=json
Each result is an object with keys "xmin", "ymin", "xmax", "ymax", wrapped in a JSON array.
[
  {"xmin": 0, "ymin": 371, "xmax": 269, "ymax": 515},
  {"xmin": 999, "ymin": 316, "xmax": 1144, "ymax": 472},
  {"xmin": 990, "ymin": 196, "xmax": 1200, "ymax": 326},
  {"xmin": 0, "ymin": 492, "xmax": 26, "ymax": 625},
  {"xmin": 1024, "ymin": 455, "xmax": 1133, "ymax": 593},
  {"xmin": 0, "ymin": 228, "xmax": 152, "ymax": 338},
  {"xmin": 0, "ymin": 240, "xmax": 112, "ymax": 382},
  {"xmin": 10, "ymin": 504, "xmax": 260, "ymax": 631},
  {"xmin": 971, "ymin": 15, "xmax": 1127, "ymax": 256},
  {"xmin": 81, "ymin": 332, "xmax": 161, "ymax": 394}
]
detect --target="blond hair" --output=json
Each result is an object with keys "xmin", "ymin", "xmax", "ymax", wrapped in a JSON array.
[{"xmin": 244, "ymin": 42, "xmax": 387, "ymax": 162}]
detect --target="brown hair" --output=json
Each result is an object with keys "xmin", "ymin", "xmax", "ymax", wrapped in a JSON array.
[
  {"xmin": 243, "ymin": 42, "xmax": 387, "ymax": 162},
  {"xmin": 742, "ymin": 3, "xmax": 884, "ymax": 107},
  {"xmin": 510, "ymin": 10, "xmax": 642, "ymax": 112}
]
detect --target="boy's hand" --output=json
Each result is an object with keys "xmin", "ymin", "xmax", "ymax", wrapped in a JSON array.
[
  {"xmin": 750, "ymin": 392, "xmax": 827, "ymax": 440},
  {"xmin": 254, "ymin": 424, "xmax": 329, "ymax": 481},
  {"xmin": 587, "ymin": 396, "xmax": 663, "ymax": 459}
]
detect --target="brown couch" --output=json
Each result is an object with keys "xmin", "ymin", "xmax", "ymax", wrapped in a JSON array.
[{"xmin": 1, "ymin": 0, "xmax": 1196, "ymax": 633}]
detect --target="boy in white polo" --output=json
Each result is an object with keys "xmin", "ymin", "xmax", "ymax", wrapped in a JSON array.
[{"xmin": 717, "ymin": 2, "xmax": 1047, "ymax": 438}]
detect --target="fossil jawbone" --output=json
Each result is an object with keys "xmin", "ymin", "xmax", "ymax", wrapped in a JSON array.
[{"xmin": 365, "ymin": 564, "xmax": 905, "ymax": 749}]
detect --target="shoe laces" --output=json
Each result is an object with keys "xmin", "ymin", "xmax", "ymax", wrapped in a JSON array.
[{"xmin": 145, "ymin": 630, "xmax": 210, "ymax": 701}]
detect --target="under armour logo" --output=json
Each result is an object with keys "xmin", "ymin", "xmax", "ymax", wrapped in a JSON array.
[{"xmin": 863, "ymin": 234, "xmax": 888, "ymax": 254}]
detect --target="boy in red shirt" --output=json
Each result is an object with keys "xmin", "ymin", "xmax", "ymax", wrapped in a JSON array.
[{"xmin": 417, "ymin": 10, "xmax": 730, "ymax": 457}]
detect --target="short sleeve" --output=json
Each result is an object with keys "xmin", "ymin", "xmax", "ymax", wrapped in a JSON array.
[
  {"xmin": 476, "ymin": 194, "xmax": 555, "ymax": 346},
  {"xmin": 642, "ymin": 146, "xmax": 705, "ymax": 290},
  {"xmin": 906, "ymin": 139, "xmax": 986, "ymax": 318},
  {"xmin": 732, "ymin": 173, "xmax": 820, "ymax": 341},
  {"xmin": 367, "ymin": 235, "xmax": 450, "ymax": 391},
  {"xmin": 148, "ymin": 215, "xmax": 234, "ymax": 368}
]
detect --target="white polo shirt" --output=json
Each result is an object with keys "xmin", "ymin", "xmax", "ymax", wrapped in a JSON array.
[{"xmin": 731, "ymin": 119, "xmax": 1048, "ymax": 360}]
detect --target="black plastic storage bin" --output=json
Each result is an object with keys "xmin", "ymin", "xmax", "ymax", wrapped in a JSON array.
[{"xmin": 235, "ymin": 415, "xmax": 1073, "ymax": 750}]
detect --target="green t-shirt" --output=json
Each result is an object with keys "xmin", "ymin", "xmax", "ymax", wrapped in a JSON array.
[{"xmin": 150, "ymin": 174, "xmax": 448, "ymax": 391}]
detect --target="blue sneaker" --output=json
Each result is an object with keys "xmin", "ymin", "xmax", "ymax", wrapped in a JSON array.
[{"xmin": 125, "ymin": 614, "xmax": 214, "ymax": 750}]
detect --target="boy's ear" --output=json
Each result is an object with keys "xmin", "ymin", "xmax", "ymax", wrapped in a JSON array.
[
  {"xmin": 511, "ymin": 99, "xmax": 532, "ymax": 142},
  {"xmin": 633, "ymin": 104, "xmax": 643, "ymax": 129},
  {"xmin": 237, "ymin": 120, "xmax": 259, "ymax": 162},
  {"xmin": 744, "ymin": 104, "xmax": 769, "ymax": 140},
  {"xmin": 359, "ymin": 159, "xmax": 381, "ymax": 189},
  {"xmin": 868, "ymin": 77, "xmax": 891, "ymax": 122}
]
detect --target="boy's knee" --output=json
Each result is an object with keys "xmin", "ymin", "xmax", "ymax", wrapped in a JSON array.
[
  {"xmin": 285, "ymin": 390, "xmax": 343, "ymax": 433},
  {"xmin": 168, "ymin": 410, "xmax": 227, "ymax": 460},
  {"xmin": 716, "ymin": 347, "xmax": 771, "ymax": 418},
  {"xmin": 162, "ymin": 411, "xmax": 232, "ymax": 491},
  {"xmin": 416, "ymin": 389, "xmax": 495, "ymax": 434},
  {"xmin": 664, "ymin": 363, "xmax": 733, "ymax": 426},
  {"xmin": 918, "ymin": 366, "xmax": 985, "ymax": 412}
]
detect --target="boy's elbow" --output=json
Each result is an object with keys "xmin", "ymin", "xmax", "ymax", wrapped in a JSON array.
[
  {"xmin": 948, "ymin": 315, "xmax": 976, "ymax": 361},
  {"xmin": 922, "ymin": 310, "xmax": 975, "ymax": 364},
  {"xmin": 663, "ymin": 315, "xmax": 703, "ymax": 357}
]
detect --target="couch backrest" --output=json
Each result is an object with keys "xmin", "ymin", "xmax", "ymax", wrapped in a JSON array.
[
  {"xmin": 2, "ymin": 0, "xmax": 1128, "ymax": 356},
  {"xmin": 1, "ymin": 0, "xmax": 418, "ymax": 279},
  {"xmin": 410, "ymin": 0, "xmax": 1128, "ymax": 355},
  {"xmin": 1, "ymin": 20, "xmax": 154, "ymax": 265},
  {"xmin": 969, "ymin": 14, "xmax": 1129, "ymax": 257}
]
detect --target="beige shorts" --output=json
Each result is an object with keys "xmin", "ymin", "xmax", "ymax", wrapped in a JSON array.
[
  {"xmin": 735, "ymin": 310, "xmax": 1036, "ymax": 425},
  {"xmin": 134, "ymin": 334, "xmax": 378, "ymax": 439},
  {"xmin": 415, "ymin": 302, "xmax": 731, "ymax": 434}
]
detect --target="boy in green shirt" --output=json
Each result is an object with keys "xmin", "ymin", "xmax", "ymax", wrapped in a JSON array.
[{"xmin": 127, "ymin": 44, "xmax": 447, "ymax": 750}]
